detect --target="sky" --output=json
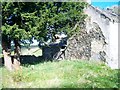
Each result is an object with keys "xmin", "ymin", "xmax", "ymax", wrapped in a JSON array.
[
  {"xmin": 92, "ymin": 0, "xmax": 120, "ymax": 2},
  {"xmin": 91, "ymin": 0, "xmax": 119, "ymax": 9}
]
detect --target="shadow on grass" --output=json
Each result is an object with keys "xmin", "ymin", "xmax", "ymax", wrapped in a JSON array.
[
  {"xmin": 0, "ymin": 58, "xmax": 4, "ymax": 68},
  {"xmin": 1, "ymin": 55, "xmax": 53, "ymax": 68},
  {"xmin": 20, "ymin": 55, "xmax": 46, "ymax": 65}
]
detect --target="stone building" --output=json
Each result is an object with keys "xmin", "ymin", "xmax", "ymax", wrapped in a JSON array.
[{"xmin": 41, "ymin": 3, "xmax": 119, "ymax": 69}]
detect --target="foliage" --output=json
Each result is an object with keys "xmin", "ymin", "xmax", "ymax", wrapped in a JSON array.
[
  {"xmin": 2, "ymin": 2, "xmax": 88, "ymax": 43},
  {"xmin": 1, "ymin": 60, "xmax": 119, "ymax": 88}
]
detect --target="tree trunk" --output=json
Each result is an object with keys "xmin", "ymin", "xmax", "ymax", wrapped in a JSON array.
[
  {"xmin": 12, "ymin": 39, "xmax": 21, "ymax": 71},
  {"xmin": 2, "ymin": 34, "xmax": 13, "ymax": 71}
]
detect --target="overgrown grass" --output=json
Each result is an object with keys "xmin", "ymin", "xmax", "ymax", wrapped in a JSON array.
[{"xmin": 1, "ymin": 60, "xmax": 119, "ymax": 88}]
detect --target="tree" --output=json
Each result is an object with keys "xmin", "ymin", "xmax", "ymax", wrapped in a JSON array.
[{"xmin": 1, "ymin": 2, "xmax": 88, "ymax": 71}]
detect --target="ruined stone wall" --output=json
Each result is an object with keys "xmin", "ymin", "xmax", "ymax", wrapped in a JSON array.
[
  {"xmin": 65, "ymin": 30, "xmax": 91, "ymax": 60},
  {"xmin": 41, "ymin": 5, "xmax": 118, "ymax": 69},
  {"xmin": 85, "ymin": 5, "xmax": 118, "ymax": 69},
  {"xmin": 41, "ymin": 19, "xmax": 108, "ymax": 65},
  {"xmin": 64, "ymin": 22, "xmax": 107, "ymax": 62},
  {"xmin": 63, "ymin": 5, "xmax": 118, "ymax": 69}
]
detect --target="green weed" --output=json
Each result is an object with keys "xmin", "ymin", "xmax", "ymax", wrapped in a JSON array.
[{"xmin": 1, "ymin": 60, "xmax": 119, "ymax": 88}]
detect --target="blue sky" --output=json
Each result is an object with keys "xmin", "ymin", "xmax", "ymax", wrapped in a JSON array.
[
  {"xmin": 91, "ymin": 0, "xmax": 119, "ymax": 9},
  {"xmin": 92, "ymin": 0, "xmax": 120, "ymax": 2}
]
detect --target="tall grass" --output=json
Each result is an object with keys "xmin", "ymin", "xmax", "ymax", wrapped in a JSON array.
[{"xmin": 1, "ymin": 60, "xmax": 119, "ymax": 88}]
